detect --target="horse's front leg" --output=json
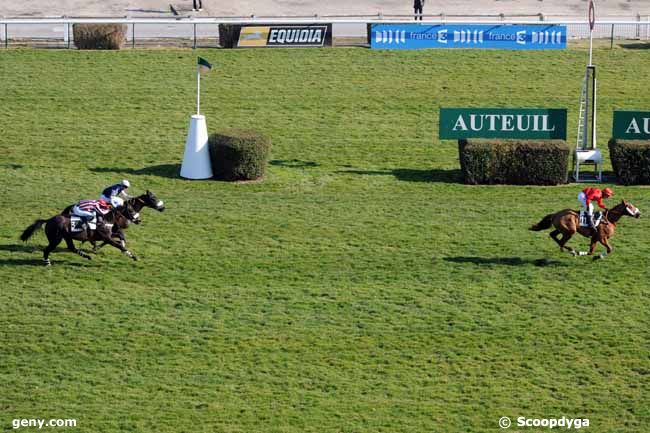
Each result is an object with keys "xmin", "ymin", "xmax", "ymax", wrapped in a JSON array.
[
  {"xmin": 587, "ymin": 237, "xmax": 599, "ymax": 256},
  {"xmin": 601, "ymin": 238, "xmax": 613, "ymax": 254},
  {"xmin": 97, "ymin": 231, "xmax": 137, "ymax": 261},
  {"xmin": 594, "ymin": 237, "xmax": 613, "ymax": 260},
  {"xmin": 65, "ymin": 236, "xmax": 91, "ymax": 260}
]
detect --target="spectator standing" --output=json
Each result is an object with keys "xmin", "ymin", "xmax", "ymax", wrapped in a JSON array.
[{"xmin": 414, "ymin": 0, "xmax": 425, "ymax": 21}]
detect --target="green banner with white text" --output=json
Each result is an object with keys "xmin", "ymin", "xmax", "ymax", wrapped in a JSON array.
[
  {"xmin": 439, "ymin": 108, "xmax": 567, "ymax": 140},
  {"xmin": 612, "ymin": 111, "xmax": 650, "ymax": 140}
]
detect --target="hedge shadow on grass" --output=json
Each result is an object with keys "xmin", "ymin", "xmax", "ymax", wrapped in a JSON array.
[
  {"xmin": 443, "ymin": 256, "xmax": 568, "ymax": 267},
  {"xmin": 90, "ymin": 164, "xmax": 181, "ymax": 179},
  {"xmin": 336, "ymin": 168, "xmax": 461, "ymax": 183},
  {"xmin": 619, "ymin": 42, "xmax": 650, "ymax": 50},
  {"xmin": 269, "ymin": 159, "xmax": 319, "ymax": 168}
]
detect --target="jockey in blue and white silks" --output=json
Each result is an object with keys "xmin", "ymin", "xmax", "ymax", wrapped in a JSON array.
[{"xmin": 100, "ymin": 179, "xmax": 130, "ymax": 203}]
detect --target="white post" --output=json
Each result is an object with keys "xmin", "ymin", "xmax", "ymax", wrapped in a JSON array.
[
  {"xmin": 196, "ymin": 67, "xmax": 201, "ymax": 115},
  {"xmin": 592, "ymin": 75, "xmax": 597, "ymax": 149},
  {"xmin": 588, "ymin": 0, "xmax": 595, "ymax": 66}
]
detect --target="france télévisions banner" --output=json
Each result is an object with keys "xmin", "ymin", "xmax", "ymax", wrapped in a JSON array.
[
  {"xmin": 439, "ymin": 108, "xmax": 567, "ymax": 140},
  {"xmin": 236, "ymin": 24, "xmax": 332, "ymax": 48},
  {"xmin": 612, "ymin": 111, "xmax": 650, "ymax": 140},
  {"xmin": 371, "ymin": 24, "xmax": 566, "ymax": 50}
]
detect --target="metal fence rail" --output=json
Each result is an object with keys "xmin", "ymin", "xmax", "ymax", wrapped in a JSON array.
[{"xmin": 1, "ymin": 17, "xmax": 649, "ymax": 49}]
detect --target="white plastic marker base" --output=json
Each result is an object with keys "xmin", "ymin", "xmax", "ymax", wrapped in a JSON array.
[{"xmin": 180, "ymin": 114, "xmax": 213, "ymax": 179}]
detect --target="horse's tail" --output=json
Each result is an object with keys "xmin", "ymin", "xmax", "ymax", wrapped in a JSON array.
[
  {"xmin": 530, "ymin": 213, "xmax": 555, "ymax": 231},
  {"xmin": 20, "ymin": 219, "xmax": 47, "ymax": 241}
]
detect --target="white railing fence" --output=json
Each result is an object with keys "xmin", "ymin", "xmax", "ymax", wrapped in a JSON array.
[{"xmin": 0, "ymin": 16, "xmax": 649, "ymax": 48}]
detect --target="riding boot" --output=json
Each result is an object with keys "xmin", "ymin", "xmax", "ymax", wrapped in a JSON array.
[{"xmin": 78, "ymin": 216, "xmax": 90, "ymax": 237}]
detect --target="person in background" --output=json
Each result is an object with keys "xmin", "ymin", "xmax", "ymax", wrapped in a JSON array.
[
  {"xmin": 414, "ymin": 0, "xmax": 425, "ymax": 21},
  {"xmin": 193, "ymin": 0, "xmax": 202, "ymax": 12}
]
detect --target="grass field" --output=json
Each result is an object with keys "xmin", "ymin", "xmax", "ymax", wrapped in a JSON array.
[{"xmin": 1, "ymin": 45, "xmax": 649, "ymax": 433}]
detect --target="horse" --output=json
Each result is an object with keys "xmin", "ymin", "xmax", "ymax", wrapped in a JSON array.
[
  {"xmin": 530, "ymin": 200, "xmax": 641, "ymax": 258},
  {"xmin": 20, "ymin": 203, "xmax": 140, "ymax": 266},
  {"xmin": 60, "ymin": 190, "xmax": 164, "ymax": 251},
  {"xmin": 129, "ymin": 190, "xmax": 165, "ymax": 213}
]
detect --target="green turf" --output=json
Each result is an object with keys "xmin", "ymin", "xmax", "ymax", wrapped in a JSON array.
[{"xmin": 0, "ymin": 46, "xmax": 649, "ymax": 433}]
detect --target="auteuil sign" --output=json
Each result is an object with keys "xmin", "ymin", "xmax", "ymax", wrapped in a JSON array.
[
  {"xmin": 439, "ymin": 108, "xmax": 567, "ymax": 139},
  {"xmin": 612, "ymin": 111, "xmax": 650, "ymax": 139}
]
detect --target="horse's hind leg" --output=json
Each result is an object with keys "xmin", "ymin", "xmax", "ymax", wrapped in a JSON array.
[
  {"xmin": 43, "ymin": 242, "xmax": 59, "ymax": 266},
  {"xmin": 550, "ymin": 230, "xmax": 575, "ymax": 254},
  {"xmin": 43, "ymin": 233, "xmax": 62, "ymax": 266},
  {"xmin": 64, "ymin": 237, "xmax": 91, "ymax": 261}
]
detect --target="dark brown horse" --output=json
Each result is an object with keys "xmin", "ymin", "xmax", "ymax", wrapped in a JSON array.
[
  {"xmin": 20, "ymin": 204, "xmax": 139, "ymax": 266},
  {"xmin": 530, "ymin": 200, "xmax": 641, "ymax": 258},
  {"xmin": 60, "ymin": 191, "xmax": 164, "ymax": 251}
]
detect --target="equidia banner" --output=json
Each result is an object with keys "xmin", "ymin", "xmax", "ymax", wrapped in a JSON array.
[
  {"xmin": 439, "ymin": 108, "xmax": 568, "ymax": 140},
  {"xmin": 233, "ymin": 24, "xmax": 333, "ymax": 48},
  {"xmin": 371, "ymin": 24, "xmax": 566, "ymax": 50}
]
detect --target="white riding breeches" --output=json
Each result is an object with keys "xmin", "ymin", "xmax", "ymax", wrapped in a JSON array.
[
  {"xmin": 72, "ymin": 206, "xmax": 94, "ymax": 218},
  {"xmin": 578, "ymin": 192, "xmax": 594, "ymax": 215}
]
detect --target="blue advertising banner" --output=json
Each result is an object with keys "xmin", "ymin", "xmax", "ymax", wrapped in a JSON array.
[{"xmin": 370, "ymin": 24, "xmax": 566, "ymax": 50}]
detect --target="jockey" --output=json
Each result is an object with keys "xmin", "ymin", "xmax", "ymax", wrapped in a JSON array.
[
  {"xmin": 578, "ymin": 187, "xmax": 614, "ymax": 229},
  {"xmin": 72, "ymin": 199, "xmax": 112, "ymax": 231},
  {"xmin": 100, "ymin": 179, "xmax": 130, "ymax": 203}
]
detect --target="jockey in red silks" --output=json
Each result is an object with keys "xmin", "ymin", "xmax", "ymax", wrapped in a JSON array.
[
  {"xmin": 72, "ymin": 199, "xmax": 112, "ymax": 230},
  {"xmin": 578, "ymin": 187, "xmax": 614, "ymax": 229}
]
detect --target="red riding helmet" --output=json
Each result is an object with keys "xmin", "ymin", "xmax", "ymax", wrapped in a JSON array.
[
  {"xmin": 603, "ymin": 188, "xmax": 614, "ymax": 197},
  {"xmin": 98, "ymin": 199, "xmax": 111, "ymax": 209}
]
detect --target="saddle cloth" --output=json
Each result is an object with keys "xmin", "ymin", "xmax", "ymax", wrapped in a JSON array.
[
  {"xmin": 70, "ymin": 215, "xmax": 96, "ymax": 232},
  {"xmin": 579, "ymin": 211, "xmax": 602, "ymax": 228}
]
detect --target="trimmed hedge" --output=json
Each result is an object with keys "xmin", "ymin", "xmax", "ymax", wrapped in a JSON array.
[
  {"xmin": 73, "ymin": 24, "xmax": 127, "ymax": 50},
  {"xmin": 458, "ymin": 139, "xmax": 570, "ymax": 185},
  {"xmin": 608, "ymin": 138, "xmax": 650, "ymax": 185},
  {"xmin": 218, "ymin": 24, "xmax": 239, "ymax": 48},
  {"xmin": 209, "ymin": 130, "xmax": 272, "ymax": 181}
]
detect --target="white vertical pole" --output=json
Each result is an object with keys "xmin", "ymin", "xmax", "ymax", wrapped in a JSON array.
[
  {"xmin": 588, "ymin": 0, "xmax": 595, "ymax": 66},
  {"xmin": 196, "ymin": 66, "xmax": 200, "ymax": 115}
]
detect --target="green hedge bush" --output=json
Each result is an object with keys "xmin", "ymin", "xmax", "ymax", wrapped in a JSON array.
[
  {"xmin": 209, "ymin": 130, "xmax": 272, "ymax": 181},
  {"xmin": 73, "ymin": 24, "xmax": 127, "ymax": 50},
  {"xmin": 608, "ymin": 138, "xmax": 650, "ymax": 185},
  {"xmin": 458, "ymin": 139, "xmax": 570, "ymax": 185},
  {"xmin": 218, "ymin": 24, "xmax": 239, "ymax": 48}
]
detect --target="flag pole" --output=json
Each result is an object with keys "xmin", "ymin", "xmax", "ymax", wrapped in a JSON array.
[{"xmin": 196, "ymin": 64, "xmax": 201, "ymax": 116}]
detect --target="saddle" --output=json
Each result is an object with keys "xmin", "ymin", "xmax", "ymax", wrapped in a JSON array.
[
  {"xmin": 70, "ymin": 215, "xmax": 97, "ymax": 233},
  {"xmin": 579, "ymin": 211, "xmax": 603, "ymax": 228}
]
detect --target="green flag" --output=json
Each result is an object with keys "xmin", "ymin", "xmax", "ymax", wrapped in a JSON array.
[{"xmin": 198, "ymin": 57, "xmax": 212, "ymax": 74}]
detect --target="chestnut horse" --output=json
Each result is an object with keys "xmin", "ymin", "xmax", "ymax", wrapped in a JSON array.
[{"xmin": 530, "ymin": 200, "xmax": 641, "ymax": 258}]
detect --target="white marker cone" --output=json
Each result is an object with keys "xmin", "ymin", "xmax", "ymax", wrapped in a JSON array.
[{"xmin": 180, "ymin": 115, "xmax": 213, "ymax": 179}]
